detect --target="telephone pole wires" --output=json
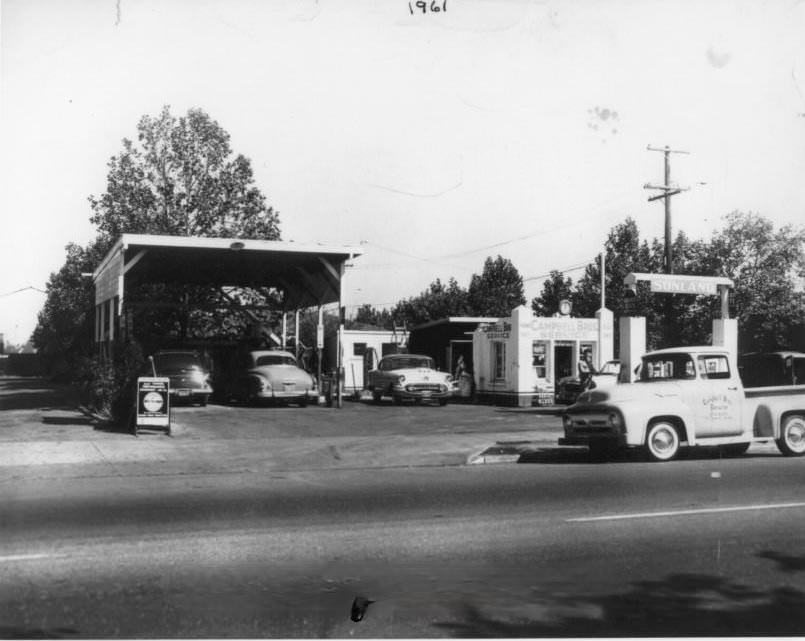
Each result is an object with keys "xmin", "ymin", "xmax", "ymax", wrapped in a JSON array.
[{"xmin": 643, "ymin": 145, "xmax": 690, "ymax": 274}]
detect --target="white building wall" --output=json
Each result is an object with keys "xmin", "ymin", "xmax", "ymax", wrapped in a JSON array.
[
  {"xmin": 473, "ymin": 305, "xmax": 611, "ymax": 406},
  {"xmin": 328, "ymin": 329, "xmax": 404, "ymax": 393}
]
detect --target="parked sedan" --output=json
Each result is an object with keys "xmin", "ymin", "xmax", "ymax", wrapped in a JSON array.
[
  {"xmin": 367, "ymin": 353, "xmax": 457, "ymax": 405},
  {"xmin": 151, "ymin": 350, "xmax": 213, "ymax": 406},
  {"xmin": 224, "ymin": 349, "xmax": 318, "ymax": 406},
  {"xmin": 554, "ymin": 359, "xmax": 621, "ymax": 405}
]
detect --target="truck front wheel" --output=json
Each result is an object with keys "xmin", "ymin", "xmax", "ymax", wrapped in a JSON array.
[
  {"xmin": 776, "ymin": 415, "xmax": 805, "ymax": 457},
  {"xmin": 645, "ymin": 421, "xmax": 681, "ymax": 462}
]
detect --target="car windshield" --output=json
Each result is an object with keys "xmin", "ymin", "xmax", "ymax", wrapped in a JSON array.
[
  {"xmin": 153, "ymin": 353, "xmax": 203, "ymax": 371},
  {"xmin": 383, "ymin": 356, "xmax": 433, "ymax": 370},
  {"xmin": 639, "ymin": 354, "xmax": 696, "ymax": 381},
  {"xmin": 255, "ymin": 354, "xmax": 297, "ymax": 367}
]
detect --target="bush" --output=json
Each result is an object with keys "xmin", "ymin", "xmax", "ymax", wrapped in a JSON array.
[{"xmin": 76, "ymin": 341, "xmax": 146, "ymax": 424}]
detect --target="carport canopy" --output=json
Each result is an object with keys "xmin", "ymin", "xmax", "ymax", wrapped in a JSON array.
[{"xmin": 92, "ymin": 233, "xmax": 361, "ymax": 343}]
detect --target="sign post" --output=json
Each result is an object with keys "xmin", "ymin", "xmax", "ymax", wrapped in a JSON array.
[{"xmin": 135, "ymin": 377, "xmax": 171, "ymax": 436}]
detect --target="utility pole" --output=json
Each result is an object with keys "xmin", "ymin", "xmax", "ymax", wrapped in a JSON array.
[{"xmin": 643, "ymin": 145, "xmax": 690, "ymax": 274}]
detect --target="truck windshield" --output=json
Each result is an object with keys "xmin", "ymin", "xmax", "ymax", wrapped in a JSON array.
[{"xmin": 639, "ymin": 354, "xmax": 696, "ymax": 381}]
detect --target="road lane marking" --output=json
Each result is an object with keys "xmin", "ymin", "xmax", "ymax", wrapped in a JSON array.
[
  {"xmin": 0, "ymin": 553, "xmax": 66, "ymax": 562},
  {"xmin": 567, "ymin": 501, "xmax": 805, "ymax": 523}
]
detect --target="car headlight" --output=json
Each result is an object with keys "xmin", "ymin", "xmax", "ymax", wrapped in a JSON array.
[
  {"xmin": 190, "ymin": 369, "xmax": 207, "ymax": 384},
  {"xmin": 562, "ymin": 414, "xmax": 572, "ymax": 429},
  {"xmin": 608, "ymin": 412, "xmax": 622, "ymax": 429},
  {"xmin": 397, "ymin": 375, "xmax": 406, "ymax": 384}
]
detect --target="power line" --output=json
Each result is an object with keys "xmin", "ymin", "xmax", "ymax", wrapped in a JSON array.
[
  {"xmin": 524, "ymin": 262, "xmax": 590, "ymax": 282},
  {"xmin": 0, "ymin": 286, "xmax": 47, "ymax": 297},
  {"xmin": 437, "ymin": 190, "xmax": 635, "ymax": 259}
]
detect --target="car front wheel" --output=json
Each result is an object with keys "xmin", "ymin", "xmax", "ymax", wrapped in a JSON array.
[{"xmin": 645, "ymin": 421, "xmax": 681, "ymax": 462}]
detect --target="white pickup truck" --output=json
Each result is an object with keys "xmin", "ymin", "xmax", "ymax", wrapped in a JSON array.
[{"xmin": 560, "ymin": 346, "xmax": 805, "ymax": 462}]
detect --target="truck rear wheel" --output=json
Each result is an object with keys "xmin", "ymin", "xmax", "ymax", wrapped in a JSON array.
[
  {"xmin": 776, "ymin": 415, "xmax": 805, "ymax": 457},
  {"xmin": 645, "ymin": 421, "xmax": 680, "ymax": 462}
]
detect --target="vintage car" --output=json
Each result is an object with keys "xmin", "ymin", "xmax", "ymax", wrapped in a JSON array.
[
  {"xmin": 151, "ymin": 350, "xmax": 213, "ymax": 406},
  {"xmin": 555, "ymin": 359, "xmax": 621, "ymax": 405},
  {"xmin": 220, "ymin": 349, "xmax": 318, "ymax": 406},
  {"xmin": 366, "ymin": 353, "xmax": 457, "ymax": 405}
]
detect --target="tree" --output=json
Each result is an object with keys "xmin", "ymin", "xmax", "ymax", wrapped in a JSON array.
[
  {"xmin": 705, "ymin": 211, "xmax": 805, "ymax": 352},
  {"xmin": 348, "ymin": 304, "xmax": 394, "ymax": 330},
  {"xmin": 392, "ymin": 277, "xmax": 470, "ymax": 327},
  {"xmin": 32, "ymin": 241, "xmax": 108, "ymax": 380},
  {"xmin": 83, "ymin": 105, "xmax": 283, "ymax": 354},
  {"xmin": 531, "ymin": 270, "xmax": 574, "ymax": 317},
  {"xmin": 33, "ymin": 106, "xmax": 282, "ymax": 413},
  {"xmin": 89, "ymin": 105, "xmax": 280, "ymax": 244},
  {"xmin": 551, "ymin": 213, "xmax": 805, "ymax": 354},
  {"xmin": 467, "ymin": 256, "xmax": 526, "ymax": 317}
]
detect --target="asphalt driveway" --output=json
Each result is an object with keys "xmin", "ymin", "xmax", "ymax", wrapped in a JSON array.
[{"xmin": 0, "ymin": 377, "xmax": 564, "ymax": 478}]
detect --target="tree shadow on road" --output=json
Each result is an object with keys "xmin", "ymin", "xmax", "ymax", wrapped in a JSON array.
[
  {"xmin": 517, "ymin": 445, "xmax": 785, "ymax": 465},
  {"xmin": 434, "ymin": 561, "xmax": 805, "ymax": 637},
  {"xmin": 516, "ymin": 447, "xmax": 647, "ymax": 465},
  {"xmin": 41, "ymin": 415, "xmax": 95, "ymax": 427},
  {"xmin": 0, "ymin": 626, "xmax": 80, "ymax": 639},
  {"xmin": 0, "ymin": 378, "xmax": 79, "ymax": 412}
]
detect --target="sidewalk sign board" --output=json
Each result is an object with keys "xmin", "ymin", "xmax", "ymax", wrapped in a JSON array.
[{"xmin": 136, "ymin": 376, "xmax": 171, "ymax": 435}]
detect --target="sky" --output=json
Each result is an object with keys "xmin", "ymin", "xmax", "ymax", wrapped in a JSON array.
[{"xmin": 2, "ymin": 0, "xmax": 804, "ymax": 347}]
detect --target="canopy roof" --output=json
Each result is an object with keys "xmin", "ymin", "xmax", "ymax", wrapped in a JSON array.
[{"xmin": 93, "ymin": 234, "xmax": 361, "ymax": 309}]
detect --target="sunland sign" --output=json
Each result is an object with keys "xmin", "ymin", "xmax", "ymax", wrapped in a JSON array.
[
  {"xmin": 650, "ymin": 277, "xmax": 718, "ymax": 295},
  {"xmin": 624, "ymin": 273, "xmax": 734, "ymax": 297}
]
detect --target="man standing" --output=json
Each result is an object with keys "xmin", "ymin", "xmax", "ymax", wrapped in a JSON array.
[{"xmin": 578, "ymin": 349, "xmax": 597, "ymax": 389}]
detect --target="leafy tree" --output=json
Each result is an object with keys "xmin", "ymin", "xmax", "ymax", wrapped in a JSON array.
[
  {"xmin": 88, "ymin": 105, "xmax": 280, "ymax": 243},
  {"xmin": 32, "ymin": 241, "xmax": 106, "ymax": 380},
  {"xmin": 348, "ymin": 304, "xmax": 394, "ymax": 330},
  {"xmin": 705, "ymin": 211, "xmax": 805, "ymax": 352},
  {"xmin": 33, "ymin": 106, "xmax": 282, "ymax": 415},
  {"xmin": 467, "ymin": 256, "xmax": 526, "ymax": 317},
  {"xmin": 531, "ymin": 270, "xmax": 574, "ymax": 316},
  {"xmin": 549, "ymin": 213, "xmax": 805, "ymax": 354},
  {"xmin": 83, "ymin": 105, "xmax": 284, "ymax": 354},
  {"xmin": 392, "ymin": 277, "xmax": 471, "ymax": 327}
]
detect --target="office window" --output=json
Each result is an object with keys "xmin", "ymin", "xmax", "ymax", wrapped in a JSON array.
[
  {"xmin": 493, "ymin": 342, "xmax": 506, "ymax": 380},
  {"xmin": 532, "ymin": 341, "xmax": 547, "ymax": 378},
  {"xmin": 353, "ymin": 343, "xmax": 367, "ymax": 357}
]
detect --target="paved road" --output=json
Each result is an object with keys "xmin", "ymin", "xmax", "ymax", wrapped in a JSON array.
[
  {"xmin": 4, "ymin": 461, "xmax": 805, "ymax": 637},
  {"xmin": 3, "ymin": 376, "xmax": 805, "ymax": 637}
]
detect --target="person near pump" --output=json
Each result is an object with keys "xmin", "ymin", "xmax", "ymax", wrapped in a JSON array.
[{"xmin": 578, "ymin": 349, "xmax": 597, "ymax": 390}]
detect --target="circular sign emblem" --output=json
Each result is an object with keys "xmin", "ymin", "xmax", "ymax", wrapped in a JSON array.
[
  {"xmin": 559, "ymin": 299, "xmax": 572, "ymax": 316},
  {"xmin": 143, "ymin": 391, "xmax": 164, "ymax": 413}
]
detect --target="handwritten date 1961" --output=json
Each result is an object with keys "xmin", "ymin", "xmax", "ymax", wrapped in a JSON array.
[{"xmin": 409, "ymin": 0, "xmax": 447, "ymax": 14}]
